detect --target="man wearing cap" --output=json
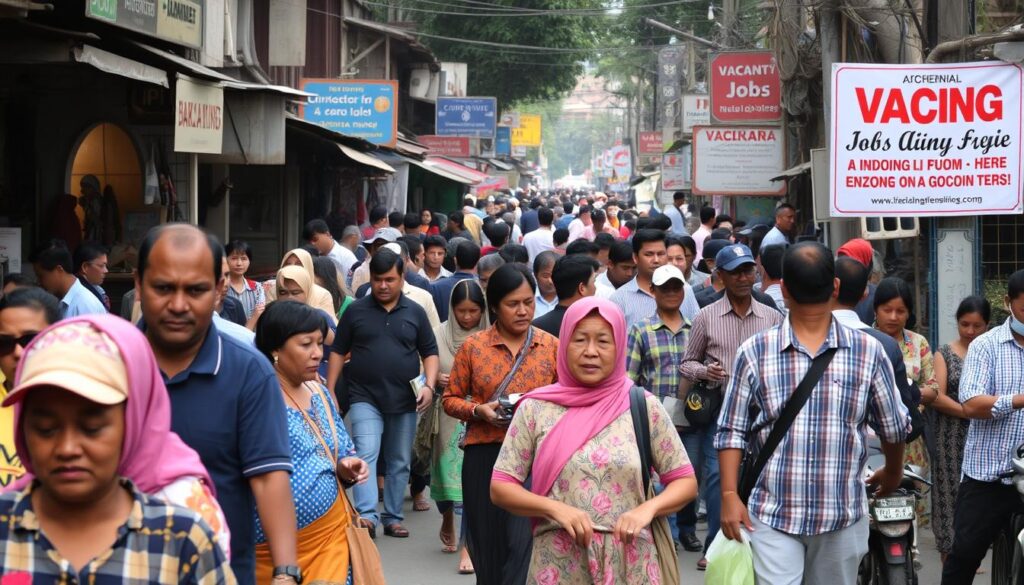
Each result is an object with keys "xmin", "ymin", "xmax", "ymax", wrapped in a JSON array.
[
  {"xmin": 761, "ymin": 203, "xmax": 796, "ymax": 248},
  {"xmin": 135, "ymin": 224, "xmax": 298, "ymax": 583},
  {"xmin": 837, "ymin": 238, "xmax": 878, "ymax": 325},
  {"xmin": 350, "ymin": 227, "xmax": 403, "ymax": 293},
  {"xmin": 626, "ymin": 264, "xmax": 692, "ymax": 401},
  {"xmin": 680, "ymin": 242, "xmax": 785, "ymax": 569},
  {"xmin": 610, "ymin": 229, "xmax": 701, "ymax": 330}
]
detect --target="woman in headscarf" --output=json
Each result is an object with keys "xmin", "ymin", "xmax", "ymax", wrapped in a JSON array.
[
  {"xmin": 431, "ymin": 280, "xmax": 488, "ymax": 574},
  {"xmin": 277, "ymin": 265, "xmax": 337, "ymax": 380},
  {"xmin": 491, "ymin": 298, "xmax": 697, "ymax": 584},
  {"xmin": 3, "ymin": 315, "xmax": 230, "ymax": 560},
  {"xmin": 274, "ymin": 248, "xmax": 338, "ymax": 324}
]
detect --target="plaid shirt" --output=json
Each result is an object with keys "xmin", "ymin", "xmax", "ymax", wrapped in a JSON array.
[
  {"xmin": 626, "ymin": 312, "xmax": 691, "ymax": 399},
  {"xmin": 715, "ymin": 318, "xmax": 911, "ymax": 536},
  {"xmin": 960, "ymin": 319, "xmax": 1024, "ymax": 484},
  {"xmin": 0, "ymin": 480, "xmax": 235, "ymax": 584}
]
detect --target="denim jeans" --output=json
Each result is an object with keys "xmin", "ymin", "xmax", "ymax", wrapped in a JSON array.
[
  {"xmin": 677, "ymin": 421, "xmax": 721, "ymax": 552},
  {"xmin": 347, "ymin": 402, "xmax": 418, "ymax": 527}
]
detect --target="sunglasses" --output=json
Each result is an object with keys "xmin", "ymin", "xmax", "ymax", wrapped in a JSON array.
[{"xmin": 0, "ymin": 332, "xmax": 38, "ymax": 357}]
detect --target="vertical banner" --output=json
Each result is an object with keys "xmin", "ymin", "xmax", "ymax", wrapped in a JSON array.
[
  {"xmin": 495, "ymin": 126, "xmax": 512, "ymax": 156},
  {"xmin": 658, "ymin": 46, "xmax": 685, "ymax": 129},
  {"xmin": 830, "ymin": 62, "xmax": 1024, "ymax": 216}
]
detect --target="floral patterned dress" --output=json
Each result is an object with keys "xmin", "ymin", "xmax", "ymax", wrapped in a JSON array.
[
  {"xmin": 892, "ymin": 328, "xmax": 938, "ymax": 525},
  {"xmin": 494, "ymin": 394, "xmax": 691, "ymax": 585}
]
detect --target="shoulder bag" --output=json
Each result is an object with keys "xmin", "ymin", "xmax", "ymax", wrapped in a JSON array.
[
  {"xmin": 629, "ymin": 385, "xmax": 681, "ymax": 585},
  {"xmin": 738, "ymin": 348, "xmax": 837, "ymax": 504},
  {"xmin": 458, "ymin": 327, "xmax": 535, "ymax": 449}
]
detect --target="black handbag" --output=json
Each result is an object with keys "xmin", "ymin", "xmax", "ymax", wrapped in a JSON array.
[
  {"xmin": 739, "ymin": 348, "xmax": 837, "ymax": 504},
  {"xmin": 683, "ymin": 381, "xmax": 722, "ymax": 428}
]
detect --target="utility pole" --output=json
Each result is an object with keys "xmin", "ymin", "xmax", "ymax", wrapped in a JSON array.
[
  {"xmin": 645, "ymin": 19, "xmax": 724, "ymax": 50},
  {"xmin": 721, "ymin": 0, "xmax": 740, "ymax": 46}
]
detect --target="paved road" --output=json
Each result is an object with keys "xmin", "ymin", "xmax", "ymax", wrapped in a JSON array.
[{"xmin": 374, "ymin": 493, "xmax": 991, "ymax": 584}]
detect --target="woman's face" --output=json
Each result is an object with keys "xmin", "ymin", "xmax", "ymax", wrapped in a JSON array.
[
  {"xmin": 23, "ymin": 387, "xmax": 125, "ymax": 506},
  {"xmin": 876, "ymin": 296, "xmax": 910, "ymax": 336},
  {"xmin": 957, "ymin": 311, "xmax": 988, "ymax": 344},
  {"xmin": 277, "ymin": 278, "xmax": 307, "ymax": 303},
  {"xmin": 228, "ymin": 252, "xmax": 250, "ymax": 277},
  {"xmin": 421, "ymin": 210, "xmax": 432, "ymax": 225},
  {"xmin": 0, "ymin": 307, "xmax": 50, "ymax": 387},
  {"xmin": 566, "ymin": 314, "xmax": 617, "ymax": 385},
  {"xmin": 283, "ymin": 254, "xmax": 302, "ymax": 267},
  {"xmin": 276, "ymin": 329, "xmax": 324, "ymax": 383},
  {"xmin": 453, "ymin": 298, "xmax": 483, "ymax": 331},
  {"xmin": 495, "ymin": 282, "xmax": 535, "ymax": 336}
]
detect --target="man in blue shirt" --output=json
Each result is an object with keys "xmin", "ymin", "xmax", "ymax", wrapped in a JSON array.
[
  {"xmin": 431, "ymin": 240, "xmax": 480, "ymax": 321},
  {"xmin": 136, "ymin": 224, "xmax": 299, "ymax": 584},
  {"xmin": 30, "ymin": 239, "xmax": 107, "ymax": 318},
  {"xmin": 555, "ymin": 201, "xmax": 575, "ymax": 230}
]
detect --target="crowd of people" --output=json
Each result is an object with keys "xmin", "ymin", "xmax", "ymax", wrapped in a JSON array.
[{"xmin": 0, "ymin": 188, "xmax": 1017, "ymax": 585}]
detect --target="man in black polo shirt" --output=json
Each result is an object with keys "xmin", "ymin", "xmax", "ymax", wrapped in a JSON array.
[
  {"xmin": 327, "ymin": 249, "xmax": 439, "ymax": 538},
  {"xmin": 533, "ymin": 254, "xmax": 600, "ymax": 337}
]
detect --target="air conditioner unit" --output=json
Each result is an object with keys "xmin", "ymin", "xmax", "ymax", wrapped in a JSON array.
[
  {"xmin": 409, "ymin": 67, "xmax": 438, "ymax": 101},
  {"xmin": 860, "ymin": 216, "xmax": 920, "ymax": 240}
]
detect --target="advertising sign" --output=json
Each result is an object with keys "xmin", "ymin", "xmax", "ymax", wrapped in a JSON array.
[
  {"xmin": 87, "ymin": 0, "xmax": 204, "ymax": 49},
  {"xmin": 691, "ymin": 126, "xmax": 786, "ymax": 195},
  {"xmin": 830, "ymin": 62, "xmax": 1024, "ymax": 217},
  {"xmin": 495, "ymin": 126, "xmax": 512, "ymax": 156},
  {"xmin": 174, "ymin": 76, "xmax": 223, "ymax": 154},
  {"xmin": 710, "ymin": 51, "xmax": 782, "ymax": 123},
  {"xmin": 639, "ymin": 131, "xmax": 663, "ymax": 155},
  {"xmin": 682, "ymin": 95, "xmax": 711, "ymax": 133},
  {"xmin": 500, "ymin": 112, "xmax": 520, "ymax": 127},
  {"xmin": 662, "ymin": 146, "xmax": 692, "ymax": 192},
  {"xmin": 301, "ymin": 79, "xmax": 398, "ymax": 147},
  {"xmin": 511, "ymin": 114, "xmax": 542, "ymax": 147},
  {"xmin": 436, "ymin": 97, "xmax": 497, "ymax": 138},
  {"xmin": 512, "ymin": 145, "xmax": 528, "ymax": 158},
  {"xmin": 418, "ymin": 136, "xmax": 471, "ymax": 157},
  {"xmin": 611, "ymin": 145, "xmax": 632, "ymax": 179}
]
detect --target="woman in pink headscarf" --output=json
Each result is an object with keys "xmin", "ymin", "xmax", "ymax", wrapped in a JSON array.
[
  {"xmin": 4, "ymin": 314, "xmax": 230, "ymax": 557},
  {"xmin": 491, "ymin": 298, "xmax": 697, "ymax": 584}
]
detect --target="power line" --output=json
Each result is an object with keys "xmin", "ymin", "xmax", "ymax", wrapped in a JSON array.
[{"xmin": 363, "ymin": 0, "xmax": 692, "ymax": 17}]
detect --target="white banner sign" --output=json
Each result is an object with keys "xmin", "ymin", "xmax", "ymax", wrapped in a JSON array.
[
  {"xmin": 692, "ymin": 126, "xmax": 785, "ymax": 195},
  {"xmin": 611, "ymin": 145, "xmax": 632, "ymax": 179},
  {"xmin": 682, "ymin": 94, "xmax": 711, "ymax": 133},
  {"xmin": 661, "ymin": 145, "xmax": 691, "ymax": 193},
  {"xmin": 830, "ymin": 62, "xmax": 1024, "ymax": 217},
  {"xmin": 174, "ymin": 76, "xmax": 224, "ymax": 154}
]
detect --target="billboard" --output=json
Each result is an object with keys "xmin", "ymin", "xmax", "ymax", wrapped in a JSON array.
[
  {"xmin": 495, "ymin": 126, "xmax": 512, "ymax": 156},
  {"xmin": 300, "ymin": 79, "xmax": 398, "ymax": 147},
  {"xmin": 87, "ymin": 0, "xmax": 205, "ymax": 49},
  {"xmin": 830, "ymin": 61, "xmax": 1023, "ymax": 217},
  {"xmin": 511, "ymin": 114, "xmax": 542, "ymax": 147},
  {"xmin": 418, "ymin": 136, "xmax": 471, "ymax": 157},
  {"xmin": 436, "ymin": 97, "xmax": 497, "ymax": 138},
  {"xmin": 710, "ymin": 51, "xmax": 782, "ymax": 123},
  {"xmin": 692, "ymin": 126, "xmax": 786, "ymax": 195},
  {"xmin": 638, "ymin": 131, "xmax": 663, "ymax": 155}
]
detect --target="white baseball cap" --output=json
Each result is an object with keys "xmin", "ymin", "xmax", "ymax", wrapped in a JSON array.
[{"xmin": 651, "ymin": 265, "xmax": 686, "ymax": 287}]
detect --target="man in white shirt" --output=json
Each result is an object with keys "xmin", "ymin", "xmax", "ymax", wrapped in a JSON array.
[
  {"xmin": 692, "ymin": 206, "xmax": 716, "ymax": 259},
  {"xmin": 306, "ymin": 219, "xmax": 357, "ymax": 280},
  {"xmin": 30, "ymin": 239, "xmax": 107, "ymax": 318},
  {"xmin": 523, "ymin": 207, "xmax": 556, "ymax": 264},
  {"xmin": 567, "ymin": 206, "xmax": 592, "ymax": 243},
  {"xmin": 662, "ymin": 191, "xmax": 689, "ymax": 236},
  {"xmin": 421, "ymin": 235, "xmax": 452, "ymax": 283},
  {"xmin": 532, "ymin": 251, "xmax": 560, "ymax": 319},
  {"xmin": 595, "ymin": 240, "xmax": 636, "ymax": 299},
  {"xmin": 760, "ymin": 203, "xmax": 796, "ymax": 249}
]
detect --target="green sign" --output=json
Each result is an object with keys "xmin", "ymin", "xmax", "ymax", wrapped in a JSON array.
[
  {"xmin": 86, "ymin": 0, "xmax": 204, "ymax": 49},
  {"xmin": 88, "ymin": 0, "xmax": 117, "ymax": 21}
]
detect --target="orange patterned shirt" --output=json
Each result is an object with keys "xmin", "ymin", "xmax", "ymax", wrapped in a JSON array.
[{"xmin": 442, "ymin": 325, "xmax": 559, "ymax": 446}]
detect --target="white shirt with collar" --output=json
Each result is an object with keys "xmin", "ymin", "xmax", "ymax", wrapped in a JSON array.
[
  {"xmin": 327, "ymin": 240, "xmax": 358, "ymax": 280},
  {"xmin": 534, "ymin": 292, "xmax": 559, "ymax": 319},
  {"xmin": 832, "ymin": 308, "xmax": 869, "ymax": 330}
]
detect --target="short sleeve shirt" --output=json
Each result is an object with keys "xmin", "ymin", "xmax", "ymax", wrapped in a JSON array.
[
  {"xmin": 161, "ymin": 323, "xmax": 292, "ymax": 583},
  {"xmin": 332, "ymin": 293, "xmax": 439, "ymax": 414}
]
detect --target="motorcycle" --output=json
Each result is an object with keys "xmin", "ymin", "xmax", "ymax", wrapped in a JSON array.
[
  {"xmin": 991, "ymin": 442, "xmax": 1024, "ymax": 585},
  {"xmin": 857, "ymin": 439, "xmax": 930, "ymax": 585}
]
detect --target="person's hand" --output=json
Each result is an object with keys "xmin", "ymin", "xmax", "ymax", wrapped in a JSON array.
[
  {"xmin": 438, "ymin": 372, "xmax": 450, "ymax": 388},
  {"xmin": 416, "ymin": 387, "xmax": 434, "ymax": 413},
  {"xmin": 613, "ymin": 503, "xmax": 655, "ymax": 546},
  {"xmin": 706, "ymin": 362, "xmax": 727, "ymax": 381},
  {"xmin": 254, "ymin": 302, "xmax": 266, "ymax": 317},
  {"xmin": 474, "ymin": 401, "xmax": 510, "ymax": 427},
  {"xmin": 720, "ymin": 491, "xmax": 753, "ymax": 541},
  {"xmin": 337, "ymin": 457, "xmax": 370, "ymax": 484},
  {"xmin": 867, "ymin": 465, "xmax": 903, "ymax": 497},
  {"xmin": 548, "ymin": 501, "xmax": 595, "ymax": 548}
]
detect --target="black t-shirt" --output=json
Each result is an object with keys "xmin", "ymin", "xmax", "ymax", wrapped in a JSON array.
[
  {"xmin": 533, "ymin": 305, "xmax": 569, "ymax": 338},
  {"xmin": 333, "ymin": 294, "xmax": 439, "ymax": 413}
]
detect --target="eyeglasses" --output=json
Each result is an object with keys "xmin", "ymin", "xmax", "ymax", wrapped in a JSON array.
[{"xmin": 0, "ymin": 332, "xmax": 38, "ymax": 357}]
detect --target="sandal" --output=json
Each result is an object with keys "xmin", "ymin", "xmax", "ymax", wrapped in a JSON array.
[
  {"xmin": 440, "ymin": 528, "xmax": 457, "ymax": 553},
  {"xmin": 413, "ymin": 495, "xmax": 431, "ymax": 512},
  {"xmin": 358, "ymin": 518, "xmax": 377, "ymax": 540},
  {"xmin": 384, "ymin": 523, "xmax": 410, "ymax": 538},
  {"xmin": 697, "ymin": 557, "xmax": 708, "ymax": 571}
]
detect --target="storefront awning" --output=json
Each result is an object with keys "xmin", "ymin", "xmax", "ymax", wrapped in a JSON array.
[
  {"xmin": 73, "ymin": 45, "xmax": 168, "ymax": 87},
  {"xmin": 771, "ymin": 161, "xmax": 812, "ymax": 182},
  {"xmin": 337, "ymin": 144, "xmax": 395, "ymax": 174},
  {"xmin": 426, "ymin": 157, "xmax": 490, "ymax": 184}
]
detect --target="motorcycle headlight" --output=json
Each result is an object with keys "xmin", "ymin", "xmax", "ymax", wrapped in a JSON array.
[{"xmin": 877, "ymin": 521, "xmax": 912, "ymax": 538}]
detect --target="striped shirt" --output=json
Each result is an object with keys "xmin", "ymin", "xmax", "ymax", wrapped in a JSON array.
[
  {"xmin": 681, "ymin": 294, "xmax": 784, "ymax": 387},
  {"xmin": 626, "ymin": 313, "xmax": 691, "ymax": 399},
  {"xmin": 959, "ymin": 319, "xmax": 1024, "ymax": 484},
  {"xmin": 0, "ymin": 480, "xmax": 235, "ymax": 584},
  {"xmin": 610, "ymin": 277, "xmax": 700, "ymax": 329},
  {"xmin": 715, "ymin": 318, "xmax": 911, "ymax": 536},
  {"xmin": 226, "ymin": 278, "xmax": 265, "ymax": 321}
]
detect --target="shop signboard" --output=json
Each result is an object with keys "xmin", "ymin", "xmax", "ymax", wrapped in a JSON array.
[
  {"xmin": 174, "ymin": 76, "xmax": 223, "ymax": 154},
  {"xmin": 830, "ymin": 61, "xmax": 1024, "ymax": 217},
  {"xmin": 86, "ymin": 0, "xmax": 204, "ymax": 49},
  {"xmin": 709, "ymin": 51, "xmax": 782, "ymax": 123},
  {"xmin": 511, "ymin": 114, "xmax": 542, "ymax": 147},
  {"xmin": 691, "ymin": 126, "xmax": 785, "ymax": 195},
  {"xmin": 638, "ymin": 131, "xmax": 663, "ymax": 155},
  {"xmin": 500, "ymin": 112, "xmax": 520, "ymax": 127},
  {"xmin": 661, "ymin": 146, "xmax": 691, "ymax": 193},
  {"xmin": 611, "ymin": 145, "xmax": 632, "ymax": 180},
  {"xmin": 300, "ymin": 79, "xmax": 398, "ymax": 147},
  {"xmin": 495, "ymin": 126, "xmax": 512, "ymax": 156},
  {"xmin": 682, "ymin": 95, "xmax": 711, "ymax": 133},
  {"xmin": 418, "ymin": 135, "xmax": 471, "ymax": 157},
  {"xmin": 436, "ymin": 97, "xmax": 497, "ymax": 138}
]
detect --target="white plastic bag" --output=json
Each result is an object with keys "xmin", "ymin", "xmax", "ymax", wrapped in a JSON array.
[{"xmin": 705, "ymin": 530, "xmax": 755, "ymax": 585}]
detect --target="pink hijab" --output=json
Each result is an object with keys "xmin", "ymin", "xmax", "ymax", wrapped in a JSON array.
[
  {"xmin": 9, "ymin": 315, "xmax": 214, "ymax": 494},
  {"xmin": 522, "ymin": 297, "xmax": 634, "ymax": 498}
]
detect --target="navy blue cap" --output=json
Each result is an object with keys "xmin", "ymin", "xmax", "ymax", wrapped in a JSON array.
[
  {"xmin": 715, "ymin": 244, "xmax": 755, "ymax": 272},
  {"xmin": 702, "ymin": 239, "xmax": 730, "ymax": 260}
]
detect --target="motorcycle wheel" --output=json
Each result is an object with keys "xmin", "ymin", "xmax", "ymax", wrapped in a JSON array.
[
  {"xmin": 871, "ymin": 546, "xmax": 913, "ymax": 585},
  {"xmin": 993, "ymin": 527, "xmax": 1012, "ymax": 585}
]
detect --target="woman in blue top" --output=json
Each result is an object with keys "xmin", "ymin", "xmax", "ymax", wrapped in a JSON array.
[
  {"xmin": 277, "ymin": 265, "xmax": 338, "ymax": 379},
  {"xmin": 254, "ymin": 300, "xmax": 369, "ymax": 585}
]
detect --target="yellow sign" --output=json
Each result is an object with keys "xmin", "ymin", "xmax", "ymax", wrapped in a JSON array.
[{"xmin": 511, "ymin": 114, "xmax": 542, "ymax": 147}]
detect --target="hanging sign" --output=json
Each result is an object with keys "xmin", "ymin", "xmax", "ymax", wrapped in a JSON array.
[
  {"xmin": 639, "ymin": 131, "xmax": 663, "ymax": 155},
  {"xmin": 692, "ymin": 126, "xmax": 785, "ymax": 195},
  {"xmin": 830, "ymin": 62, "xmax": 1024, "ymax": 217},
  {"xmin": 174, "ymin": 76, "xmax": 223, "ymax": 154},
  {"xmin": 418, "ymin": 136, "xmax": 471, "ymax": 157},
  {"xmin": 495, "ymin": 126, "xmax": 512, "ymax": 156},
  {"xmin": 682, "ymin": 95, "xmax": 711, "ymax": 133},
  {"xmin": 662, "ymin": 146, "xmax": 691, "ymax": 193},
  {"xmin": 710, "ymin": 51, "xmax": 782, "ymax": 123},
  {"xmin": 436, "ymin": 97, "xmax": 497, "ymax": 138},
  {"xmin": 511, "ymin": 114, "xmax": 542, "ymax": 147},
  {"xmin": 300, "ymin": 79, "xmax": 398, "ymax": 147}
]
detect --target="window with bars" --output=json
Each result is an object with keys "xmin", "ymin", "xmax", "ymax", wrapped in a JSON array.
[{"xmin": 981, "ymin": 215, "xmax": 1024, "ymax": 279}]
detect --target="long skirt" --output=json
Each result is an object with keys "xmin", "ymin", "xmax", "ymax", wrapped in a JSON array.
[
  {"xmin": 255, "ymin": 492, "xmax": 352, "ymax": 585},
  {"xmin": 463, "ymin": 443, "xmax": 532, "ymax": 585}
]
